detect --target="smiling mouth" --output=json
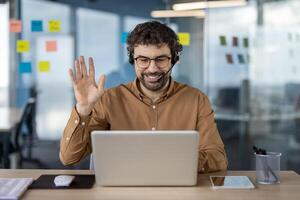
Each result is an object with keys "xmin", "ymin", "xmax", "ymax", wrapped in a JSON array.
[{"xmin": 144, "ymin": 74, "xmax": 163, "ymax": 83}]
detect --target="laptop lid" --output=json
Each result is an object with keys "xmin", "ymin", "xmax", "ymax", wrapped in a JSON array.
[{"xmin": 91, "ymin": 130, "xmax": 199, "ymax": 186}]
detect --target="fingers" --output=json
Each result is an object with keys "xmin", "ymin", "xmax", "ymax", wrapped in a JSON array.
[
  {"xmin": 74, "ymin": 60, "xmax": 82, "ymax": 81},
  {"xmin": 80, "ymin": 56, "xmax": 88, "ymax": 77},
  {"xmin": 98, "ymin": 74, "xmax": 106, "ymax": 92},
  {"xmin": 68, "ymin": 68, "xmax": 76, "ymax": 84},
  {"xmin": 73, "ymin": 56, "xmax": 95, "ymax": 82},
  {"xmin": 89, "ymin": 57, "xmax": 96, "ymax": 84},
  {"xmin": 89, "ymin": 57, "xmax": 95, "ymax": 77}
]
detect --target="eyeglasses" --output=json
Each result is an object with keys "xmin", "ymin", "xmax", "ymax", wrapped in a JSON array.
[{"xmin": 134, "ymin": 55, "xmax": 171, "ymax": 69}]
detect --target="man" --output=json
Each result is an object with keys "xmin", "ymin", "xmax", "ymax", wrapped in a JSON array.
[{"xmin": 60, "ymin": 21, "xmax": 228, "ymax": 173}]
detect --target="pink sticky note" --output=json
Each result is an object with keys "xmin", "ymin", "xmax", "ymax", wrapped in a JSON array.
[
  {"xmin": 46, "ymin": 41, "xmax": 57, "ymax": 52},
  {"xmin": 10, "ymin": 20, "xmax": 22, "ymax": 33}
]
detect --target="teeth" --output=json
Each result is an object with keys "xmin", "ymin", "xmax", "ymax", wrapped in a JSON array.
[
  {"xmin": 147, "ymin": 74, "xmax": 161, "ymax": 78},
  {"xmin": 144, "ymin": 74, "xmax": 162, "ymax": 82}
]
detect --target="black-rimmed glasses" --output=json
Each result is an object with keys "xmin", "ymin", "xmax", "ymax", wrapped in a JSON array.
[{"xmin": 134, "ymin": 55, "xmax": 171, "ymax": 69}]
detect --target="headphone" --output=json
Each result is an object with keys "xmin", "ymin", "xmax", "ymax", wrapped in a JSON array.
[{"xmin": 128, "ymin": 52, "xmax": 180, "ymax": 66}]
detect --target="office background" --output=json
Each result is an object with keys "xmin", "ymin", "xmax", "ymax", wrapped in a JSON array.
[{"xmin": 0, "ymin": 0, "xmax": 299, "ymax": 173}]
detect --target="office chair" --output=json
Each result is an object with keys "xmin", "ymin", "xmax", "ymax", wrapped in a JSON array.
[{"xmin": 13, "ymin": 97, "xmax": 47, "ymax": 168}]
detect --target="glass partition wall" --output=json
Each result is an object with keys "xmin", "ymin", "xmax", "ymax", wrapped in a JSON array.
[{"xmin": 205, "ymin": 0, "xmax": 300, "ymax": 172}]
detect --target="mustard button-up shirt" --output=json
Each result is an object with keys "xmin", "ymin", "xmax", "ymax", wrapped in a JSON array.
[{"xmin": 60, "ymin": 78, "xmax": 228, "ymax": 173}]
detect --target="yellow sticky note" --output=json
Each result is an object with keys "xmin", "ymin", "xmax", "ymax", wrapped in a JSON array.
[
  {"xmin": 178, "ymin": 33, "xmax": 190, "ymax": 46},
  {"xmin": 17, "ymin": 40, "xmax": 30, "ymax": 53},
  {"xmin": 38, "ymin": 61, "xmax": 50, "ymax": 72},
  {"xmin": 48, "ymin": 20, "xmax": 61, "ymax": 32}
]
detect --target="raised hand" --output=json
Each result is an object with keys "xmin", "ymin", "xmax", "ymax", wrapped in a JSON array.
[{"xmin": 69, "ymin": 56, "xmax": 105, "ymax": 116}]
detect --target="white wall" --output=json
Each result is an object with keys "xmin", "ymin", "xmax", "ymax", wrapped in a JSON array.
[{"xmin": 0, "ymin": 3, "xmax": 9, "ymax": 106}]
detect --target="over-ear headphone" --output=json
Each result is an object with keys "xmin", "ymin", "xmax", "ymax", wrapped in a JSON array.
[
  {"xmin": 128, "ymin": 52, "xmax": 134, "ymax": 65},
  {"xmin": 172, "ymin": 53, "xmax": 180, "ymax": 65},
  {"xmin": 128, "ymin": 52, "xmax": 180, "ymax": 66}
]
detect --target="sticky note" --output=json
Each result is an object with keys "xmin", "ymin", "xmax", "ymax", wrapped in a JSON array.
[
  {"xmin": 232, "ymin": 37, "xmax": 239, "ymax": 47},
  {"xmin": 17, "ymin": 40, "xmax": 30, "ymax": 53},
  {"xmin": 38, "ymin": 61, "xmax": 50, "ymax": 72},
  {"xmin": 48, "ymin": 20, "xmax": 60, "ymax": 32},
  {"xmin": 31, "ymin": 20, "xmax": 43, "ymax": 32},
  {"xmin": 121, "ymin": 32, "xmax": 129, "ymax": 44},
  {"xmin": 19, "ymin": 62, "xmax": 32, "ymax": 73},
  {"xmin": 237, "ymin": 54, "xmax": 245, "ymax": 64},
  {"xmin": 178, "ymin": 33, "xmax": 190, "ymax": 46},
  {"xmin": 219, "ymin": 36, "xmax": 226, "ymax": 46},
  {"xmin": 225, "ymin": 54, "xmax": 233, "ymax": 64},
  {"xmin": 10, "ymin": 20, "xmax": 22, "ymax": 33},
  {"xmin": 243, "ymin": 38, "xmax": 249, "ymax": 48},
  {"xmin": 46, "ymin": 41, "xmax": 57, "ymax": 52}
]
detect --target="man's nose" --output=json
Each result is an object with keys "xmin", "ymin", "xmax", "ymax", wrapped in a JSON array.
[{"xmin": 147, "ymin": 60, "xmax": 159, "ymax": 72}]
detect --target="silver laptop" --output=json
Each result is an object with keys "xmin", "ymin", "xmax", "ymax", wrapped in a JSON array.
[{"xmin": 91, "ymin": 130, "xmax": 199, "ymax": 186}]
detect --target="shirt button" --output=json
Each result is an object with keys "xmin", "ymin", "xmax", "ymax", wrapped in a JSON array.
[
  {"xmin": 66, "ymin": 137, "xmax": 70, "ymax": 141},
  {"xmin": 81, "ymin": 122, "xmax": 85, "ymax": 126},
  {"xmin": 152, "ymin": 105, "xmax": 156, "ymax": 109},
  {"xmin": 75, "ymin": 119, "xmax": 79, "ymax": 124},
  {"xmin": 152, "ymin": 127, "xmax": 156, "ymax": 131}
]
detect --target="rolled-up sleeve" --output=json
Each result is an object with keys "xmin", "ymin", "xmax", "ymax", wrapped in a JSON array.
[{"xmin": 60, "ymin": 99, "xmax": 109, "ymax": 166}]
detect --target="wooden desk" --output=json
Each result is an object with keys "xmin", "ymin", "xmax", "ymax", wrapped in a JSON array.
[
  {"xmin": 0, "ymin": 107, "xmax": 23, "ymax": 168},
  {"xmin": 0, "ymin": 170, "xmax": 299, "ymax": 200}
]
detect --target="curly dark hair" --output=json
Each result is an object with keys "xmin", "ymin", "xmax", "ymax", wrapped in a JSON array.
[{"xmin": 126, "ymin": 21, "xmax": 183, "ymax": 65}]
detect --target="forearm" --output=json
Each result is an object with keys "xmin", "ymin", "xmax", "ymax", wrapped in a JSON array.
[{"xmin": 60, "ymin": 108, "xmax": 92, "ymax": 166}]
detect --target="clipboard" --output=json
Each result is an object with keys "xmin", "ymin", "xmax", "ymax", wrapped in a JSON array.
[{"xmin": 29, "ymin": 174, "xmax": 95, "ymax": 189}]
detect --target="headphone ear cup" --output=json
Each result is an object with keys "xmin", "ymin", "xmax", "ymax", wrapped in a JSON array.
[
  {"xmin": 129, "ymin": 53, "xmax": 134, "ymax": 64},
  {"xmin": 172, "ymin": 55, "xmax": 179, "ymax": 65}
]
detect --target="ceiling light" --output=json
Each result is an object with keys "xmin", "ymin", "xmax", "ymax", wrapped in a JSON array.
[
  {"xmin": 173, "ymin": 0, "xmax": 247, "ymax": 11},
  {"xmin": 151, "ymin": 10, "xmax": 205, "ymax": 18}
]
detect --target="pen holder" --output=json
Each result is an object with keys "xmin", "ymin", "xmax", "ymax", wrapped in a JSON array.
[{"xmin": 255, "ymin": 152, "xmax": 281, "ymax": 184}]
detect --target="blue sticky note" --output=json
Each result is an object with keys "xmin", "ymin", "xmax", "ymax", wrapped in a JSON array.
[
  {"xmin": 31, "ymin": 20, "xmax": 43, "ymax": 32},
  {"xmin": 121, "ymin": 32, "xmax": 129, "ymax": 44},
  {"xmin": 19, "ymin": 62, "xmax": 32, "ymax": 73},
  {"xmin": 237, "ymin": 54, "xmax": 245, "ymax": 64}
]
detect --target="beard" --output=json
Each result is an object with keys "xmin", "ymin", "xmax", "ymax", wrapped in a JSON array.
[{"xmin": 139, "ymin": 71, "xmax": 170, "ymax": 91}]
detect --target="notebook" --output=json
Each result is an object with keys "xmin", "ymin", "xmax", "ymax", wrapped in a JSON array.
[{"xmin": 0, "ymin": 178, "xmax": 33, "ymax": 200}]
